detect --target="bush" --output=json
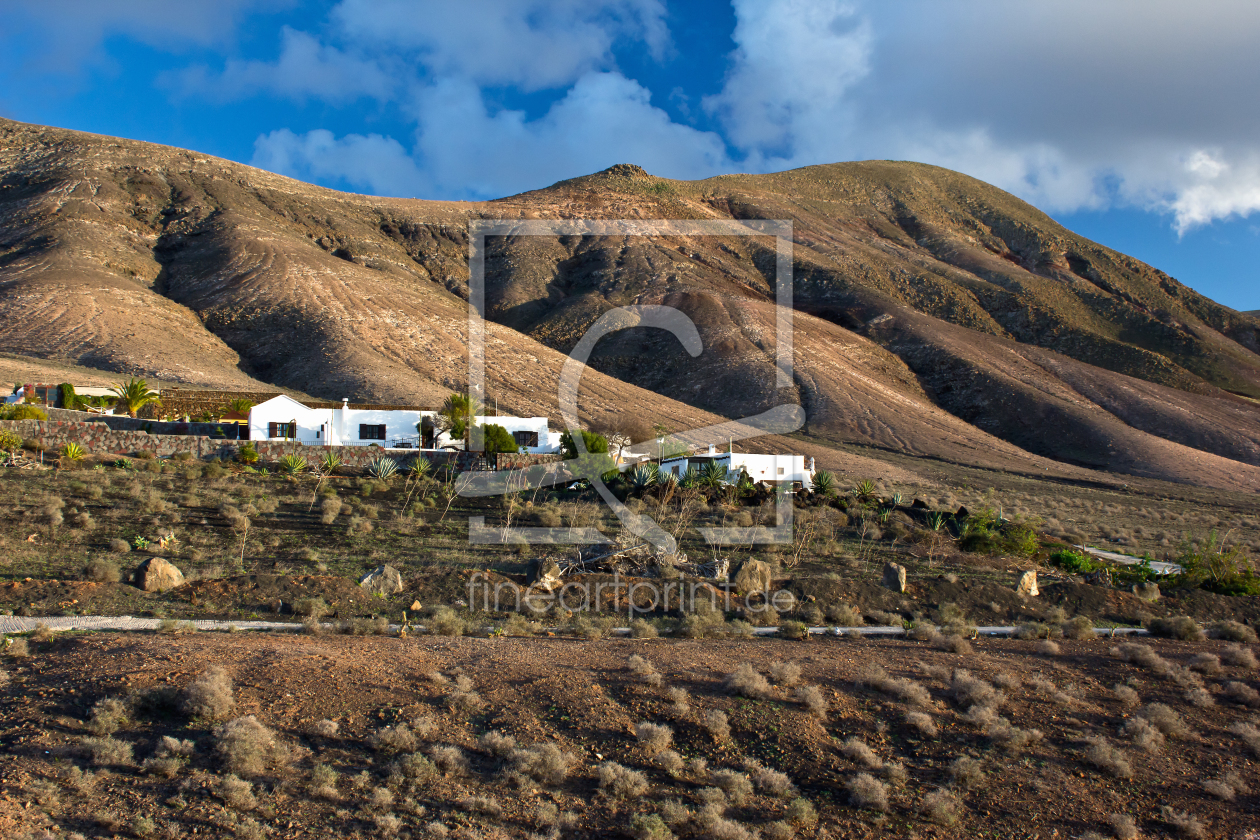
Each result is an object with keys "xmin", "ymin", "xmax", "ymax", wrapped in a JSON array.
[
  {"xmin": 1061, "ymin": 615, "xmax": 1095, "ymax": 639},
  {"xmin": 629, "ymin": 618, "xmax": 659, "ymax": 639},
  {"xmin": 630, "ymin": 813, "xmax": 675, "ymax": 840},
  {"xmin": 87, "ymin": 696, "xmax": 129, "ymax": 736},
  {"xmin": 427, "ymin": 606, "xmax": 466, "ymax": 637},
  {"xmin": 1160, "ymin": 806, "xmax": 1206, "ymax": 839},
  {"xmin": 921, "ymin": 788, "xmax": 959, "ymax": 825},
  {"xmin": 948, "ymin": 756, "xmax": 984, "ymax": 790},
  {"xmin": 293, "ymin": 597, "xmax": 329, "ymax": 618},
  {"xmin": 1222, "ymin": 643, "xmax": 1259, "ymax": 669},
  {"xmin": 1138, "ymin": 702, "xmax": 1189, "ymax": 738},
  {"xmin": 215, "ymin": 715, "xmax": 291, "ymax": 776},
  {"xmin": 183, "ymin": 666, "xmax": 235, "ymax": 721},
  {"xmin": 1084, "ymin": 736, "xmax": 1132, "ymax": 778},
  {"xmin": 635, "ymin": 722, "xmax": 673, "ymax": 754},
  {"xmin": 1225, "ymin": 681, "xmax": 1260, "ymax": 707},
  {"xmin": 598, "ymin": 761, "xmax": 649, "ymax": 799},
  {"xmin": 704, "ymin": 709, "xmax": 730, "ymax": 741},
  {"xmin": 725, "ymin": 662, "xmax": 771, "ymax": 699},
  {"xmin": 81, "ymin": 736, "xmax": 133, "ymax": 766},
  {"xmin": 846, "ymin": 772, "xmax": 889, "ymax": 811},
  {"xmin": 108, "ymin": 538, "xmax": 131, "ymax": 554},
  {"xmin": 1049, "ymin": 549, "xmax": 1099, "ymax": 574},
  {"xmin": 906, "ymin": 710, "xmax": 937, "ymax": 737},
  {"xmin": 768, "ymin": 660, "xmax": 802, "ymax": 687},
  {"xmin": 1122, "ymin": 717, "xmax": 1165, "ymax": 753},
  {"xmin": 5, "ymin": 637, "xmax": 29, "ymax": 658},
  {"xmin": 794, "ymin": 684, "xmax": 827, "ymax": 718},
  {"xmin": 778, "ymin": 620, "xmax": 809, "ymax": 640},
  {"xmin": 84, "ymin": 557, "xmax": 121, "ymax": 583},
  {"xmin": 1107, "ymin": 813, "xmax": 1139, "ymax": 840},
  {"xmin": 371, "ymin": 724, "xmax": 418, "ymax": 754},
  {"xmin": 712, "ymin": 769, "xmax": 754, "ymax": 805},
  {"xmin": 1147, "ymin": 616, "xmax": 1205, "ymax": 641},
  {"xmin": 511, "ymin": 742, "xmax": 576, "ymax": 787},
  {"xmin": 217, "ymin": 774, "xmax": 257, "ymax": 810},
  {"xmin": 1209, "ymin": 620, "xmax": 1258, "ymax": 643}
]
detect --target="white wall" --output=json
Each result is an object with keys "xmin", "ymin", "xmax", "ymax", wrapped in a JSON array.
[
  {"xmin": 658, "ymin": 453, "xmax": 813, "ymax": 488},
  {"xmin": 248, "ymin": 396, "xmax": 332, "ymax": 445},
  {"xmin": 339, "ymin": 407, "xmax": 426, "ymax": 447}
]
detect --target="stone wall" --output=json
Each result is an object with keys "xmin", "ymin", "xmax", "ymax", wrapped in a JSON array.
[
  {"xmin": 142, "ymin": 388, "xmax": 285, "ymax": 420},
  {"xmin": 0, "ymin": 419, "xmax": 562, "ymax": 473},
  {"xmin": 44, "ymin": 408, "xmax": 240, "ymax": 439}
]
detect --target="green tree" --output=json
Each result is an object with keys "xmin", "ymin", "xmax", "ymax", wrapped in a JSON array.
[
  {"xmin": 226, "ymin": 398, "xmax": 255, "ymax": 414},
  {"xmin": 435, "ymin": 392, "xmax": 483, "ymax": 449},
  {"xmin": 59, "ymin": 383, "xmax": 83, "ymax": 411},
  {"xmin": 481, "ymin": 423, "xmax": 521, "ymax": 457},
  {"xmin": 559, "ymin": 429, "xmax": 609, "ymax": 459},
  {"xmin": 110, "ymin": 378, "xmax": 162, "ymax": 419},
  {"xmin": 0, "ymin": 404, "xmax": 47, "ymax": 421}
]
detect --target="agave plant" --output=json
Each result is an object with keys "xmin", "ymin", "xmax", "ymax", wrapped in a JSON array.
[
  {"xmin": 854, "ymin": 479, "xmax": 877, "ymax": 501},
  {"xmin": 811, "ymin": 470, "xmax": 836, "ymax": 496},
  {"xmin": 629, "ymin": 463, "xmax": 658, "ymax": 493},
  {"xmin": 927, "ymin": 511, "xmax": 947, "ymax": 532},
  {"xmin": 368, "ymin": 456, "xmax": 399, "ymax": 481},
  {"xmin": 699, "ymin": 460, "xmax": 730, "ymax": 489},
  {"xmin": 319, "ymin": 450, "xmax": 342, "ymax": 475},
  {"xmin": 278, "ymin": 454, "xmax": 309, "ymax": 475},
  {"xmin": 408, "ymin": 457, "xmax": 432, "ymax": 479},
  {"xmin": 890, "ymin": 491, "xmax": 904, "ymax": 507},
  {"xmin": 679, "ymin": 466, "xmax": 701, "ymax": 489},
  {"xmin": 60, "ymin": 442, "xmax": 86, "ymax": 462}
]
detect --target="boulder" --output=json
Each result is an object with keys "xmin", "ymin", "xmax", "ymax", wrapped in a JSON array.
[
  {"xmin": 712, "ymin": 558, "xmax": 730, "ymax": 582},
  {"xmin": 1084, "ymin": 569, "xmax": 1112, "ymax": 588},
  {"xmin": 733, "ymin": 559, "xmax": 773, "ymax": 595},
  {"xmin": 136, "ymin": 557, "xmax": 184, "ymax": 593},
  {"xmin": 1017, "ymin": 570, "xmax": 1039, "ymax": 597},
  {"xmin": 882, "ymin": 562, "xmax": 907, "ymax": 593},
  {"xmin": 359, "ymin": 564, "xmax": 403, "ymax": 596},
  {"xmin": 1133, "ymin": 582, "xmax": 1160, "ymax": 601},
  {"xmin": 526, "ymin": 557, "xmax": 564, "ymax": 592}
]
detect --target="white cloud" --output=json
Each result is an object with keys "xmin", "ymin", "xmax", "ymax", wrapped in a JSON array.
[
  {"xmin": 177, "ymin": 27, "xmax": 393, "ymax": 103},
  {"xmin": 331, "ymin": 0, "xmax": 669, "ymax": 91},
  {"xmin": 409, "ymin": 72, "xmax": 731, "ymax": 198},
  {"xmin": 251, "ymin": 129, "xmax": 427, "ymax": 197}
]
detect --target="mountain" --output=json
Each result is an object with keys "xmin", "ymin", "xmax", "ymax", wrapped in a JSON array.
[{"xmin": 2, "ymin": 117, "xmax": 1259, "ymax": 492}]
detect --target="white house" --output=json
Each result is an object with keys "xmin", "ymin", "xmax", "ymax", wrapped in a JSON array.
[
  {"xmin": 657, "ymin": 446, "xmax": 815, "ymax": 489},
  {"xmin": 247, "ymin": 396, "xmax": 562, "ymax": 453}
]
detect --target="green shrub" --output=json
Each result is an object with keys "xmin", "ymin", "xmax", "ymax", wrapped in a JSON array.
[
  {"xmin": 0, "ymin": 429, "xmax": 21, "ymax": 452},
  {"xmin": 236, "ymin": 443, "xmax": 260, "ymax": 465},
  {"xmin": 61, "ymin": 441, "xmax": 86, "ymax": 461},
  {"xmin": 368, "ymin": 456, "xmax": 399, "ymax": 481},
  {"xmin": 1, "ymin": 404, "xmax": 47, "ymax": 421},
  {"xmin": 779, "ymin": 620, "xmax": 809, "ymax": 640},
  {"xmin": 811, "ymin": 470, "xmax": 836, "ymax": 496},
  {"xmin": 1049, "ymin": 549, "xmax": 1099, "ymax": 574}
]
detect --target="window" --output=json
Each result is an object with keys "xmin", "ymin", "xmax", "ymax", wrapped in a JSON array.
[
  {"xmin": 672, "ymin": 465, "xmax": 680, "ymax": 475},
  {"xmin": 268, "ymin": 421, "xmax": 294, "ymax": 439},
  {"xmin": 512, "ymin": 430, "xmax": 539, "ymax": 448},
  {"xmin": 777, "ymin": 467, "xmax": 785, "ymax": 475},
  {"xmin": 359, "ymin": 424, "xmax": 386, "ymax": 440}
]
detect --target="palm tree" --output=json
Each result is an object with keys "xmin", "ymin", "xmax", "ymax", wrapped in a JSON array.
[
  {"xmin": 226, "ymin": 398, "xmax": 255, "ymax": 414},
  {"xmin": 435, "ymin": 392, "xmax": 483, "ymax": 449},
  {"xmin": 110, "ymin": 378, "xmax": 161, "ymax": 419}
]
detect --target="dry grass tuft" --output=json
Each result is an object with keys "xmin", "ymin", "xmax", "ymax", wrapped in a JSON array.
[
  {"xmin": 214, "ymin": 716, "xmax": 291, "ymax": 777},
  {"xmin": 857, "ymin": 663, "xmax": 933, "ymax": 708},
  {"xmin": 667, "ymin": 686, "xmax": 691, "ymax": 718},
  {"xmin": 768, "ymin": 660, "xmax": 803, "ymax": 687},
  {"xmin": 840, "ymin": 737, "xmax": 883, "ymax": 769},
  {"xmin": 81, "ymin": 736, "xmax": 133, "ymax": 766},
  {"xmin": 1208, "ymin": 620, "xmax": 1258, "ymax": 643},
  {"xmin": 742, "ymin": 757, "xmax": 795, "ymax": 797},
  {"xmin": 711, "ymin": 769, "xmax": 755, "ymax": 805},
  {"xmin": 948, "ymin": 755, "xmax": 984, "ymax": 790},
  {"xmin": 1061, "ymin": 615, "xmax": 1095, "ymax": 639},
  {"xmin": 87, "ymin": 696, "xmax": 129, "ymax": 736},
  {"xmin": 477, "ymin": 730, "xmax": 517, "ymax": 757},
  {"xmin": 370, "ymin": 724, "xmax": 418, "ymax": 754},
  {"xmin": 1224, "ymin": 681, "xmax": 1260, "ymax": 707},
  {"xmin": 906, "ymin": 710, "xmax": 937, "ymax": 737},
  {"xmin": 511, "ymin": 743, "xmax": 576, "ymax": 787},
  {"xmin": 704, "ymin": 709, "xmax": 731, "ymax": 741},
  {"xmin": 1147, "ymin": 616, "xmax": 1205, "ymax": 641},
  {"xmin": 725, "ymin": 662, "xmax": 771, "ymax": 699},
  {"xmin": 183, "ymin": 666, "xmax": 235, "ymax": 721},
  {"xmin": 1106, "ymin": 812, "xmax": 1138, "ymax": 840},
  {"xmin": 1084, "ymin": 736, "xmax": 1132, "ymax": 778},
  {"xmin": 1160, "ymin": 806, "xmax": 1206, "ymax": 839},
  {"xmin": 635, "ymin": 722, "xmax": 673, "ymax": 754},
  {"xmin": 1112, "ymin": 683, "xmax": 1140, "ymax": 707},
  {"xmin": 1222, "ymin": 643, "xmax": 1259, "ymax": 670},
  {"xmin": 845, "ymin": 772, "xmax": 889, "ymax": 812},
  {"xmin": 598, "ymin": 760, "xmax": 649, "ymax": 799},
  {"xmin": 793, "ymin": 684, "xmax": 827, "ymax": 719},
  {"xmin": 1036, "ymin": 640, "xmax": 1061, "ymax": 656},
  {"xmin": 627, "ymin": 654, "xmax": 662, "ymax": 686},
  {"xmin": 1138, "ymin": 702, "xmax": 1189, "ymax": 738},
  {"xmin": 1122, "ymin": 717, "xmax": 1165, "ymax": 753},
  {"xmin": 1230, "ymin": 721, "xmax": 1260, "ymax": 756},
  {"xmin": 216, "ymin": 774, "xmax": 257, "ymax": 811},
  {"xmin": 427, "ymin": 744, "xmax": 469, "ymax": 777},
  {"xmin": 1188, "ymin": 653, "xmax": 1223, "ymax": 676},
  {"xmin": 921, "ymin": 788, "xmax": 959, "ymax": 825},
  {"xmin": 1201, "ymin": 771, "xmax": 1249, "ymax": 801}
]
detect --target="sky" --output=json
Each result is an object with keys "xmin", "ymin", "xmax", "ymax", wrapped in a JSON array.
[{"xmin": 1, "ymin": 0, "xmax": 1257, "ymax": 310}]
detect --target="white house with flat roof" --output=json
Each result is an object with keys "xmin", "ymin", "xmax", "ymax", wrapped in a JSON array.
[
  {"xmin": 247, "ymin": 396, "xmax": 562, "ymax": 453},
  {"xmin": 658, "ymin": 446, "xmax": 815, "ymax": 489}
]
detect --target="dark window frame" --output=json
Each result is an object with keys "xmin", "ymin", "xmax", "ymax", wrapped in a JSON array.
[
  {"xmin": 512, "ymin": 430, "xmax": 539, "ymax": 448},
  {"xmin": 359, "ymin": 423, "xmax": 387, "ymax": 440}
]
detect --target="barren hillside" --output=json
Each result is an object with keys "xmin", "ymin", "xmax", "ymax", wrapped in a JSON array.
[{"xmin": 2, "ymin": 118, "xmax": 1259, "ymax": 490}]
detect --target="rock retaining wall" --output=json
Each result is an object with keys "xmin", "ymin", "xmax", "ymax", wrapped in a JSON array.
[{"xmin": 0, "ymin": 419, "xmax": 562, "ymax": 472}]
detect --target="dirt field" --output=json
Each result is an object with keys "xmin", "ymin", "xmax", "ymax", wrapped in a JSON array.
[{"xmin": 1, "ymin": 631, "xmax": 1258, "ymax": 839}]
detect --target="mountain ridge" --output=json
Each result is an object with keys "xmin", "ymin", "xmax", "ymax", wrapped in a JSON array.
[{"xmin": 2, "ymin": 117, "xmax": 1259, "ymax": 492}]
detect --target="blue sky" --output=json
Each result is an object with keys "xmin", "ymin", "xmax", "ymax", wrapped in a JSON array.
[{"xmin": 1, "ymin": 0, "xmax": 1258, "ymax": 310}]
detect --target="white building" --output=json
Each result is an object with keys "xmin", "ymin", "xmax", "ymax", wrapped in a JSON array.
[
  {"xmin": 246, "ymin": 396, "xmax": 562, "ymax": 453},
  {"xmin": 658, "ymin": 446, "xmax": 815, "ymax": 489}
]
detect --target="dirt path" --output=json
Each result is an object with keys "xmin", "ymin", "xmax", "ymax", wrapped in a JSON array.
[
  {"xmin": 0, "ymin": 615, "xmax": 1150, "ymax": 637},
  {"xmin": 1085, "ymin": 545, "xmax": 1182, "ymax": 575}
]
